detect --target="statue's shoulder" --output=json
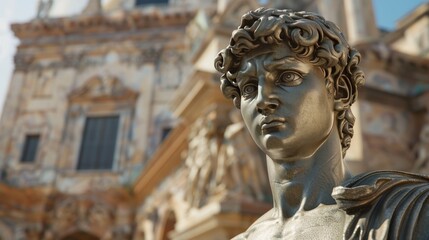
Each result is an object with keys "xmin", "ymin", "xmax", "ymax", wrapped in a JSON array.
[
  {"xmin": 333, "ymin": 171, "xmax": 429, "ymax": 240},
  {"xmin": 231, "ymin": 209, "xmax": 275, "ymax": 240}
]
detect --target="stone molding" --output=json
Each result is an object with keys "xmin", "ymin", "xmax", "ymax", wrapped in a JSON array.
[
  {"xmin": 68, "ymin": 75, "xmax": 138, "ymax": 103},
  {"xmin": 14, "ymin": 47, "xmax": 162, "ymax": 72},
  {"xmin": 357, "ymin": 42, "xmax": 429, "ymax": 82},
  {"xmin": 12, "ymin": 9, "xmax": 195, "ymax": 40},
  {"xmin": 0, "ymin": 184, "xmax": 134, "ymax": 240}
]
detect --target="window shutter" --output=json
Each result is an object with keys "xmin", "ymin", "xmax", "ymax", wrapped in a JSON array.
[
  {"xmin": 20, "ymin": 135, "xmax": 40, "ymax": 163},
  {"xmin": 78, "ymin": 116, "xmax": 119, "ymax": 170}
]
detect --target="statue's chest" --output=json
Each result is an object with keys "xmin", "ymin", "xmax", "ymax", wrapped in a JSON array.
[{"xmin": 241, "ymin": 207, "xmax": 346, "ymax": 240}]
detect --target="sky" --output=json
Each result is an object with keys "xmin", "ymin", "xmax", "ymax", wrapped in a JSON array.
[{"xmin": 0, "ymin": 0, "xmax": 428, "ymax": 119}]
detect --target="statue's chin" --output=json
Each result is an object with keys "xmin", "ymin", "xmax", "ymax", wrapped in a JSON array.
[
  {"xmin": 262, "ymin": 135, "xmax": 304, "ymax": 161},
  {"xmin": 261, "ymin": 129, "xmax": 332, "ymax": 161}
]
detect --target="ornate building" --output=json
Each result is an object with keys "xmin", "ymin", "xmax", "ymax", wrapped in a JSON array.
[{"xmin": 0, "ymin": 0, "xmax": 428, "ymax": 239}]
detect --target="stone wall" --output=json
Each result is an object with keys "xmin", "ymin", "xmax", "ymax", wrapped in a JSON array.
[{"xmin": 0, "ymin": 10, "xmax": 194, "ymax": 193}]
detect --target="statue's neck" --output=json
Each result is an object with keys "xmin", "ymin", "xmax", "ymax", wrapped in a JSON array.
[{"xmin": 267, "ymin": 128, "xmax": 349, "ymax": 219}]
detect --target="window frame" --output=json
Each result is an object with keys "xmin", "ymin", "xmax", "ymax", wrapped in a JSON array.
[{"xmin": 66, "ymin": 75, "xmax": 138, "ymax": 174}]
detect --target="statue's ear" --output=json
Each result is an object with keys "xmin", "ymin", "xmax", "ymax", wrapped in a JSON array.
[{"xmin": 333, "ymin": 75, "xmax": 352, "ymax": 111}]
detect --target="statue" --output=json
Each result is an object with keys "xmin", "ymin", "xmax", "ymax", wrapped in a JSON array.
[
  {"xmin": 36, "ymin": 0, "xmax": 53, "ymax": 19},
  {"xmin": 216, "ymin": 109, "xmax": 270, "ymax": 201},
  {"xmin": 413, "ymin": 119, "xmax": 429, "ymax": 173},
  {"xmin": 184, "ymin": 108, "xmax": 228, "ymax": 207},
  {"xmin": 214, "ymin": 8, "xmax": 429, "ymax": 240}
]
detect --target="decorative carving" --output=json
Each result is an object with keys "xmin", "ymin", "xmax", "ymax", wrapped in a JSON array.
[
  {"xmin": 62, "ymin": 53, "xmax": 84, "ymax": 68},
  {"xmin": 216, "ymin": 110, "xmax": 269, "ymax": 201},
  {"xmin": 34, "ymin": 71, "xmax": 55, "ymax": 98},
  {"xmin": 159, "ymin": 50, "xmax": 183, "ymax": 89},
  {"xmin": 36, "ymin": 0, "xmax": 53, "ymax": 19},
  {"xmin": 214, "ymin": 8, "xmax": 429, "ymax": 240},
  {"xmin": 12, "ymin": 10, "xmax": 196, "ymax": 39},
  {"xmin": 12, "ymin": 38, "xmax": 169, "ymax": 71},
  {"xmin": 87, "ymin": 203, "xmax": 113, "ymax": 227},
  {"xmin": 54, "ymin": 199, "xmax": 79, "ymax": 229},
  {"xmin": 68, "ymin": 75, "xmax": 138, "ymax": 103},
  {"xmin": 184, "ymin": 108, "xmax": 229, "ymax": 207},
  {"xmin": 82, "ymin": 0, "xmax": 102, "ymax": 16},
  {"xmin": 14, "ymin": 54, "xmax": 34, "ymax": 71},
  {"xmin": 182, "ymin": 106, "xmax": 273, "ymax": 208},
  {"xmin": 47, "ymin": 195, "xmax": 117, "ymax": 238},
  {"xmin": 413, "ymin": 122, "xmax": 429, "ymax": 173}
]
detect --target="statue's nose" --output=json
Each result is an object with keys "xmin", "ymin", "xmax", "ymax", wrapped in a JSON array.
[{"xmin": 256, "ymin": 85, "xmax": 279, "ymax": 115}]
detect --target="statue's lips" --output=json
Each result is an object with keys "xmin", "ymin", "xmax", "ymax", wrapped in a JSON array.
[{"xmin": 260, "ymin": 117, "xmax": 286, "ymax": 132}]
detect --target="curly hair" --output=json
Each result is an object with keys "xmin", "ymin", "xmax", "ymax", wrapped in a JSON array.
[{"xmin": 214, "ymin": 8, "xmax": 365, "ymax": 157}]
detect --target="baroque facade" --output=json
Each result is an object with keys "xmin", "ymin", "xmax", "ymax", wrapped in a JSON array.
[{"xmin": 0, "ymin": 0, "xmax": 428, "ymax": 239}]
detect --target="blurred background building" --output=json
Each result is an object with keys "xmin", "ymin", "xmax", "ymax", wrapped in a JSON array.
[{"xmin": 0, "ymin": 0, "xmax": 429, "ymax": 239}]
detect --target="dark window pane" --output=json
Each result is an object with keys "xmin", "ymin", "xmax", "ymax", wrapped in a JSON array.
[
  {"xmin": 161, "ymin": 127, "xmax": 172, "ymax": 141},
  {"xmin": 20, "ymin": 135, "xmax": 40, "ymax": 163},
  {"xmin": 78, "ymin": 116, "xmax": 119, "ymax": 170},
  {"xmin": 136, "ymin": 0, "xmax": 169, "ymax": 6}
]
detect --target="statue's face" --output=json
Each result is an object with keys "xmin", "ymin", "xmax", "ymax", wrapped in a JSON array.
[{"xmin": 237, "ymin": 43, "xmax": 335, "ymax": 160}]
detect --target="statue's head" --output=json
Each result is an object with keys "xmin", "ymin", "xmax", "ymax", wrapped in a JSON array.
[{"xmin": 214, "ymin": 8, "xmax": 364, "ymax": 159}]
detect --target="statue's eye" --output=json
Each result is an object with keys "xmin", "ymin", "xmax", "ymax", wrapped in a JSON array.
[
  {"xmin": 242, "ymin": 84, "xmax": 257, "ymax": 97},
  {"xmin": 277, "ymin": 71, "xmax": 303, "ymax": 86}
]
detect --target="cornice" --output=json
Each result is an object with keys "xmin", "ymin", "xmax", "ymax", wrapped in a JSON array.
[
  {"xmin": 383, "ymin": 3, "xmax": 429, "ymax": 44},
  {"xmin": 397, "ymin": 3, "xmax": 429, "ymax": 30},
  {"xmin": 356, "ymin": 41, "xmax": 429, "ymax": 81},
  {"xmin": 12, "ymin": 9, "xmax": 196, "ymax": 40},
  {"xmin": 13, "ymin": 47, "xmax": 162, "ymax": 72}
]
